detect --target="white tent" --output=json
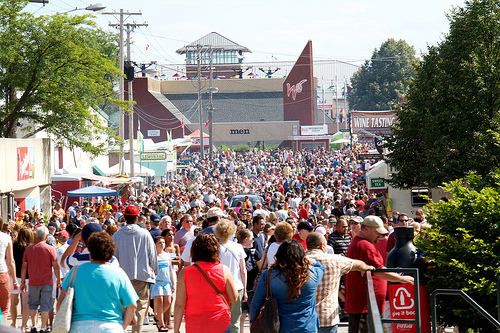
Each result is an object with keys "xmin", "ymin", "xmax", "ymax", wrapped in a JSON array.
[{"xmin": 106, "ymin": 161, "xmax": 155, "ymax": 177}]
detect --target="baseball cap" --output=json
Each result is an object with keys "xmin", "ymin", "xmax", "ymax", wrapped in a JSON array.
[
  {"xmin": 124, "ymin": 205, "xmax": 140, "ymax": 216},
  {"xmin": 207, "ymin": 207, "xmax": 227, "ymax": 219},
  {"xmin": 362, "ymin": 216, "xmax": 388, "ymax": 235},
  {"xmin": 58, "ymin": 230, "xmax": 70, "ymax": 241},
  {"xmin": 315, "ymin": 226, "xmax": 327, "ymax": 235},
  {"xmin": 297, "ymin": 221, "xmax": 314, "ymax": 232},
  {"xmin": 150, "ymin": 214, "xmax": 161, "ymax": 223},
  {"xmin": 81, "ymin": 223, "xmax": 103, "ymax": 243}
]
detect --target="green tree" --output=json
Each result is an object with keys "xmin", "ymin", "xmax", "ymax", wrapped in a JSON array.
[
  {"xmin": 347, "ymin": 38, "xmax": 419, "ymax": 111},
  {"xmin": 0, "ymin": 0, "xmax": 121, "ymax": 155},
  {"xmin": 415, "ymin": 171, "xmax": 500, "ymax": 331},
  {"xmin": 385, "ymin": 0, "xmax": 500, "ymax": 189}
]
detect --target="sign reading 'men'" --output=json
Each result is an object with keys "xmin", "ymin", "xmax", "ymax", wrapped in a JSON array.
[{"xmin": 140, "ymin": 151, "xmax": 167, "ymax": 161}]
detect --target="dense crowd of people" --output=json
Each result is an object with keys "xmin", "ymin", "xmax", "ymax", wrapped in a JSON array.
[{"xmin": 0, "ymin": 147, "xmax": 434, "ymax": 333}]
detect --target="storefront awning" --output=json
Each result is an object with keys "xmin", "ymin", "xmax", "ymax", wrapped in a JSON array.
[{"xmin": 93, "ymin": 165, "xmax": 106, "ymax": 176}]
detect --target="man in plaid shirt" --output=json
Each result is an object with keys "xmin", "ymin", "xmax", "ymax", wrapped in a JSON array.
[{"xmin": 306, "ymin": 233, "xmax": 375, "ymax": 333}]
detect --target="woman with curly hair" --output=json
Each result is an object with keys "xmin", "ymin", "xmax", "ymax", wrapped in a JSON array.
[{"xmin": 250, "ymin": 239, "xmax": 324, "ymax": 333}]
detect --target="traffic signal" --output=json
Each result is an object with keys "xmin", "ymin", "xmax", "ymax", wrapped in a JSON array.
[{"xmin": 124, "ymin": 61, "xmax": 135, "ymax": 82}]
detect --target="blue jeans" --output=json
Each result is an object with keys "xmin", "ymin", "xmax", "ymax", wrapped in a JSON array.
[
  {"xmin": 318, "ymin": 325, "xmax": 338, "ymax": 333},
  {"xmin": 221, "ymin": 323, "xmax": 232, "ymax": 333}
]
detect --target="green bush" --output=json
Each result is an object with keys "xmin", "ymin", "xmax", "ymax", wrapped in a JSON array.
[
  {"xmin": 415, "ymin": 171, "xmax": 500, "ymax": 331},
  {"xmin": 231, "ymin": 144, "xmax": 250, "ymax": 152},
  {"xmin": 218, "ymin": 145, "xmax": 230, "ymax": 152}
]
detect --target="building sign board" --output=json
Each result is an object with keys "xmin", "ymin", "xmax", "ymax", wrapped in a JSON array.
[
  {"xmin": 148, "ymin": 130, "xmax": 161, "ymax": 137},
  {"xmin": 371, "ymin": 178, "xmax": 385, "ymax": 188},
  {"xmin": 140, "ymin": 151, "xmax": 167, "ymax": 161},
  {"xmin": 179, "ymin": 155, "xmax": 192, "ymax": 163},
  {"xmin": 301, "ymin": 125, "xmax": 327, "ymax": 136}
]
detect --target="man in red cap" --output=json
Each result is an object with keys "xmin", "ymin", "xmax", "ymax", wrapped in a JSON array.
[{"xmin": 113, "ymin": 205, "xmax": 157, "ymax": 333}]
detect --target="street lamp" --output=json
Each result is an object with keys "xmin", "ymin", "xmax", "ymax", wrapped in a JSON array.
[{"xmin": 63, "ymin": 3, "xmax": 106, "ymax": 13}]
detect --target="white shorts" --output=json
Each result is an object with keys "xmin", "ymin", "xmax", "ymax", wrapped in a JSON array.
[
  {"xmin": 11, "ymin": 277, "xmax": 28, "ymax": 294},
  {"xmin": 69, "ymin": 320, "xmax": 123, "ymax": 333}
]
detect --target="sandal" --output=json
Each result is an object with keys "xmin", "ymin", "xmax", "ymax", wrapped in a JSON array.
[{"xmin": 157, "ymin": 324, "xmax": 168, "ymax": 332}]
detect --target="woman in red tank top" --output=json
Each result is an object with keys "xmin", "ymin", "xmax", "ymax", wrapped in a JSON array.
[{"xmin": 174, "ymin": 233, "xmax": 238, "ymax": 333}]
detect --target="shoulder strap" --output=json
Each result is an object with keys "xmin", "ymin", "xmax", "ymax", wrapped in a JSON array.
[
  {"xmin": 266, "ymin": 268, "xmax": 273, "ymax": 299},
  {"xmin": 257, "ymin": 246, "xmax": 270, "ymax": 275},
  {"xmin": 193, "ymin": 263, "xmax": 230, "ymax": 308},
  {"xmin": 68, "ymin": 265, "xmax": 79, "ymax": 289}
]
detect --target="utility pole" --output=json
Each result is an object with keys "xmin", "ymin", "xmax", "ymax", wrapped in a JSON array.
[
  {"xmin": 335, "ymin": 75, "xmax": 339, "ymax": 133},
  {"xmin": 321, "ymin": 82, "xmax": 326, "ymax": 125},
  {"xmin": 197, "ymin": 44, "xmax": 204, "ymax": 160},
  {"xmin": 102, "ymin": 9, "xmax": 142, "ymax": 175},
  {"xmin": 208, "ymin": 47, "xmax": 214, "ymax": 157},
  {"xmin": 124, "ymin": 23, "xmax": 147, "ymax": 177}
]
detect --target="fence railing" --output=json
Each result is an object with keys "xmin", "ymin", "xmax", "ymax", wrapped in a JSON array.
[{"xmin": 430, "ymin": 289, "xmax": 500, "ymax": 333}]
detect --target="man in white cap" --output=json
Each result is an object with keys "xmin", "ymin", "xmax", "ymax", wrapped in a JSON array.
[
  {"xmin": 200, "ymin": 207, "xmax": 226, "ymax": 235},
  {"xmin": 344, "ymin": 216, "xmax": 414, "ymax": 333}
]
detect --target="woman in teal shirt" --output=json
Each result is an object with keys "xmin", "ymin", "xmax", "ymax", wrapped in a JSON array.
[{"xmin": 58, "ymin": 232, "xmax": 138, "ymax": 333}]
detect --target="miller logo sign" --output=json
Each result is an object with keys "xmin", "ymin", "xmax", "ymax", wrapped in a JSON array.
[{"xmin": 286, "ymin": 79, "xmax": 307, "ymax": 100}]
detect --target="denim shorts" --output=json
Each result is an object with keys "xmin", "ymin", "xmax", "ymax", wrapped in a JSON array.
[{"xmin": 28, "ymin": 284, "xmax": 54, "ymax": 312}]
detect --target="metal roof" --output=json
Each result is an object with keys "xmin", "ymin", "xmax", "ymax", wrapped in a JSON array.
[{"xmin": 176, "ymin": 32, "xmax": 251, "ymax": 54}]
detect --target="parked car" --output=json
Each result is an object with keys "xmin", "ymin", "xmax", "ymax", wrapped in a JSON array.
[{"xmin": 229, "ymin": 193, "xmax": 264, "ymax": 208}]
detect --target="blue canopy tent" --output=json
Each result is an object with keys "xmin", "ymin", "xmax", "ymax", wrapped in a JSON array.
[{"xmin": 65, "ymin": 186, "xmax": 118, "ymax": 208}]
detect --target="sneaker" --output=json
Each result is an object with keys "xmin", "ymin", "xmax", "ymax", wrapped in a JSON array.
[
  {"xmin": 143, "ymin": 315, "xmax": 149, "ymax": 325},
  {"xmin": 30, "ymin": 327, "xmax": 37, "ymax": 333}
]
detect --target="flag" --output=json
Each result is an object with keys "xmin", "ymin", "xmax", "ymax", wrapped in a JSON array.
[
  {"xmin": 180, "ymin": 119, "xmax": 184, "ymax": 129},
  {"xmin": 146, "ymin": 44, "xmax": 150, "ymax": 51},
  {"xmin": 137, "ymin": 131, "xmax": 144, "ymax": 152},
  {"xmin": 167, "ymin": 130, "xmax": 173, "ymax": 151},
  {"xmin": 205, "ymin": 120, "xmax": 209, "ymax": 127},
  {"xmin": 339, "ymin": 108, "xmax": 344, "ymax": 123}
]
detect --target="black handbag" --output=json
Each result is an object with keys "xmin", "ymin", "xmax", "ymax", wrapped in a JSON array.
[{"xmin": 250, "ymin": 269, "xmax": 280, "ymax": 333}]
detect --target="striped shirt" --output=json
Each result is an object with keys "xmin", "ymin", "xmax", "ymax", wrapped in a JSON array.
[
  {"xmin": 307, "ymin": 249, "xmax": 354, "ymax": 327},
  {"xmin": 327, "ymin": 231, "xmax": 351, "ymax": 256}
]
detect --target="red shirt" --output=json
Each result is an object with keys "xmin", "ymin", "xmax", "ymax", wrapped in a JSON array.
[
  {"xmin": 345, "ymin": 236, "xmax": 386, "ymax": 314},
  {"xmin": 298, "ymin": 208, "xmax": 309, "ymax": 219},
  {"xmin": 292, "ymin": 233, "xmax": 308, "ymax": 250},
  {"xmin": 184, "ymin": 262, "xmax": 230, "ymax": 333},
  {"xmin": 23, "ymin": 242, "xmax": 57, "ymax": 286}
]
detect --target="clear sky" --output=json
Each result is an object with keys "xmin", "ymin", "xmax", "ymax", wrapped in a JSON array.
[{"xmin": 28, "ymin": 0, "xmax": 466, "ymax": 66}]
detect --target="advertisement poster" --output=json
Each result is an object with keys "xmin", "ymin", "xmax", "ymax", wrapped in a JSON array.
[{"xmin": 17, "ymin": 146, "xmax": 35, "ymax": 181}]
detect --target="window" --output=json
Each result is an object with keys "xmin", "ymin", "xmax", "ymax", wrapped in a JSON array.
[{"xmin": 411, "ymin": 188, "xmax": 430, "ymax": 206}]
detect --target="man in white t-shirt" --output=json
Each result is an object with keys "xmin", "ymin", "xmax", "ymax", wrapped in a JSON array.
[{"xmin": 252, "ymin": 203, "xmax": 270, "ymax": 220}]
